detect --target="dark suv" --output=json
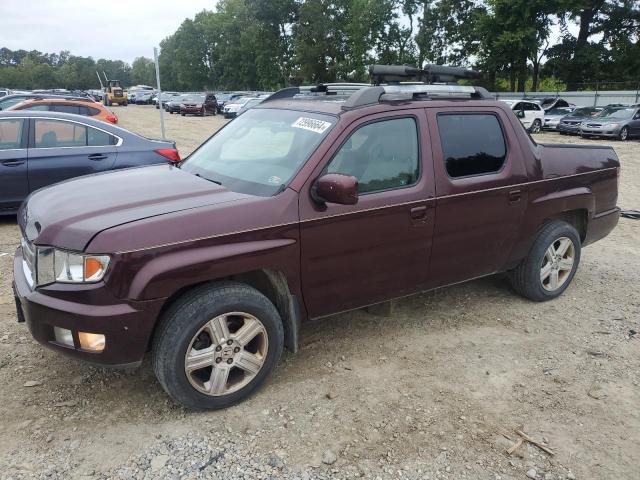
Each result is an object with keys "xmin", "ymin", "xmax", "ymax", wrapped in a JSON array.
[
  {"xmin": 180, "ymin": 93, "xmax": 217, "ymax": 116},
  {"xmin": 13, "ymin": 65, "xmax": 620, "ymax": 410}
]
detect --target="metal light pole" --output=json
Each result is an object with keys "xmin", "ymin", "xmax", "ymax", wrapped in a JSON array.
[{"xmin": 154, "ymin": 47, "xmax": 166, "ymax": 140}]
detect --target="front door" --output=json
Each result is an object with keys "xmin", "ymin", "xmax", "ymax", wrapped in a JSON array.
[
  {"xmin": 28, "ymin": 118, "xmax": 117, "ymax": 191},
  {"xmin": 629, "ymin": 109, "xmax": 640, "ymax": 136},
  {"xmin": 426, "ymin": 108, "xmax": 529, "ymax": 288},
  {"xmin": 299, "ymin": 110, "xmax": 435, "ymax": 318},
  {"xmin": 0, "ymin": 117, "xmax": 29, "ymax": 212}
]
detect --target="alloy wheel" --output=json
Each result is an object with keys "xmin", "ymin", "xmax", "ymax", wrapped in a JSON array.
[
  {"xmin": 184, "ymin": 312, "xmax": 268, "ymax": 396},
  {"xmin": 620, "ymin": 127, "xmax": 628, "ymax": 141},
  {"xmin": 540, "ymin": 236, "xmax": 575, "ymax": 292}
]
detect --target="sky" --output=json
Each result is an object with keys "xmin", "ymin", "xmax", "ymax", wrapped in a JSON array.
[{"xmin": 0, "ymin": 0, "xmax": 215, "ymax": 64}]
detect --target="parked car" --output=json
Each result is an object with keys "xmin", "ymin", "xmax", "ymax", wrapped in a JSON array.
[
  {"xmin": 165, "ymin": 94, "xmax": 190, "ymax": 114},
  {"xmin": 7, "ymin": 98, "xmax": 118, "ymax": 124},
  {"xmin": 542, "ymin": 106, "xmax": 575, "ymax": 130},
  {"xmin": 580, "ymin": 104, "xmax": 640, "ymax": 140},
  {"xmin": 222, "ymin": 96, "xmax": 256, "ymax": 118},
  {"xmin": 538, "ymin": 97, "xmax": 574, "ymax": 112},
  {"xmin": 556, "ymin": 106, "xmax": 603, "ymax": 135},
  {"xmin": 236, "ymin": 96, "xmax": 267, "ymax": 116},
  {"xmin": 502, "ymin": 99, "xmax": 545, "ymax": 133},
  {"xmin": 0, "ymin": 111, "xmax": 179, "ymax": 214},
  {"xmin": 13, "ymin": 65, "xmax": 620, "ymax": 410},
  {"xmin": 180, "ymin": 93, "xmax": 217, "ymax": 116},
  {"xmin": 154, "ymin": 92, "xmax": 178, "ymax": 109},
  {"xmin": 135, "ymin": 91, "xmax": 155, "ymax": 105},
  {"xmin": 0, "ymin": 93, "xmax": 90, "ymax": 111}
]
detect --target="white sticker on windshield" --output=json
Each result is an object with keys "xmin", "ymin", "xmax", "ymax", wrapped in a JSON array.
[{"xmin": 291, "ymin": 117, "xmax": 332, "ymax": 134}]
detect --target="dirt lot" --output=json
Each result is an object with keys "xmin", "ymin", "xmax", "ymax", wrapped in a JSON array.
[{"xmin": 0, "ymin": 105, "xmax": 638, "ymax": 480}]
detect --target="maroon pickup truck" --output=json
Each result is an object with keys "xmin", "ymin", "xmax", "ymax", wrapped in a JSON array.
[{"xmin": 13, "ymin": 65, "xmax": 620, "ymax": 409}]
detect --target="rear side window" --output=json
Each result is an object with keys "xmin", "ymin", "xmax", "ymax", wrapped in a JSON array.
[
  {"xmin": 87, "ymin": 106, "xmax": 101, "ymax": 116},
  {"xmin": 0, "ymin": 119, "xmax": 24, "ymax": 150},
  {"xmin": 34, "ymin": 119, "xmax": 87, "ymax": 148},
  {"xmin": 87, "ymin": 127, "xmax": 114, "ymax": 146},
  {"xmin": 326, "ymin": 117, "xmax": 419, "ymax": 194},
  {"xmin": 437, "ymin": 113, "xmax": 507, "ymax": 178}
]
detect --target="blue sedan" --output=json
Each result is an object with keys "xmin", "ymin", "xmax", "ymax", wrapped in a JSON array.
[{"xmin": 0, "ymin": 111, "xmax": 180, "ymax": 214}]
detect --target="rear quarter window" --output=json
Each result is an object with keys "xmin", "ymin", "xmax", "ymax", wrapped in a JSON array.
[{"xmin": 437, "ymin": 113, "xmax": 507, "ymax": 178}]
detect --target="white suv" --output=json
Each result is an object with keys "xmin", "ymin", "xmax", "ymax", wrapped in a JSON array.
[{"xmin": 502, "ymin": 100, "xmax": 545, "ymax": 133}]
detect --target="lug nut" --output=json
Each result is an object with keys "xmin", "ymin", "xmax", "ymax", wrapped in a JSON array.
[
  {"xmin": 227, "ymin": 358, "xmax": 233, "ymax": 364},
  {"xmin": 233, "ymin": 347, "xmax": 240, "ymax": 353},
  {"xmin": 227, "ymin": 339, "xmax": 233, "ymax": 345},
  {"xmin": 215, "ymin": 345, "xmax": 222, "ymax": 352},
  {"xmin": 215, "ymin": 357, "xmax": 222, "ymax": 363}
]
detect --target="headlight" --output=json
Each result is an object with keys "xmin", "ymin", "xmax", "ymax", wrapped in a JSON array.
[
  {"xmin": 604, "ymin": 123, "xmax": 619, "ymax": 128},
  {"xmin": 35, "ymin": 246, "xmax": 110, "ymax": 285}
]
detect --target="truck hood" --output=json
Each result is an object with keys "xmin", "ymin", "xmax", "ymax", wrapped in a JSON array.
[{"xmin": 19, "ymin": 164, "xmax": 249, "ymax": 251}]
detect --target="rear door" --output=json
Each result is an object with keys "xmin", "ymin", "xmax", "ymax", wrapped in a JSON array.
[
  {"xmin": 0, "ymin": 117, "xmax": 29, "ymax": 211},
  {"xmin": 27, "ymin": 118, "xmax": 117, "ymax": 191},
  {"xmin": 426, "ymin": 107, "xmax": 529, "ymax": 288}
]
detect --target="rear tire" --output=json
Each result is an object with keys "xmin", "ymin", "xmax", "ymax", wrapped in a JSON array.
[
  {"xmin": 181, "ymin": 113, "xmax": 185, "ymax": 116},
  {"xmin": 509, "ymin": 220, "xmax": 581, "ymax": 302},
  {"xmin": 152, "ymin": 281, "xmax": 284, "ymax": 410}
]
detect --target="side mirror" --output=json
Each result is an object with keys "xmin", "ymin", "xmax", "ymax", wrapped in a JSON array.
[
  {"xmin": 312, "ymin": 173, "xmax": 358, "ymax": 205},
  {"xmin": 516, "ymin": 110, "xmax": 525, "ymax": 118}
]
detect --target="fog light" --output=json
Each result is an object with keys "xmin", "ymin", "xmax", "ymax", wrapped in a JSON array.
[
  {"xmin": 78, "ymin": 332, "xmax": 105, "ymax": 352},
  {"xmin": 54, "ymin": 327, "xmax": 74, "ymax": 347}
]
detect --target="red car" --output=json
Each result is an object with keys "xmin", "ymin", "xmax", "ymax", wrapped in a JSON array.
[
  {"xmin": 180, "ymin": 93, "xmax": 217, "ymax": 116},
  {"xmin": 14, "ymin": 65, "xmax": 619, "ymax": 410}
]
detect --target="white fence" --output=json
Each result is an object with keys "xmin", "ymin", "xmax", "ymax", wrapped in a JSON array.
[{"xmin": 492, "ymin": 90, "xmax": 640, "ymax": 107}]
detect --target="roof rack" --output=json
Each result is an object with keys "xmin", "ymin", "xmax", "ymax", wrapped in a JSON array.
[
  {"xmin": 262, "ymin": 64, "xmax": 491, "ymax": 109},
  {"xmin": 368, "ymin": 64, "xmax": 480, "ymax": 85}
]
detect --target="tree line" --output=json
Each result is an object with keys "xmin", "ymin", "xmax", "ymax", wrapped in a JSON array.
[{"xmin": 2, "ymin": 0, "xmax": 639, "ymax": 93}]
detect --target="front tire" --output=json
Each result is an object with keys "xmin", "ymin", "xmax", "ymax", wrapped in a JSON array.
[
  {"xmin": 509, "ymin": 221, "xmax": 581, "ymax": 302},
  {"xmin": 529, "ymin": 119, "xmax": 542, "ymax": 134},
  {"xmin": 152, "ymin": 281, "xmax": 284, "ymax": 410},
  {"xmin": 619, "ymin": 126, "xmax": 629, "ymax": 141}
]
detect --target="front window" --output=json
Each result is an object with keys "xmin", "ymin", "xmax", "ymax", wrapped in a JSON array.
[
  {"xmin": 595, "ymin": 107, "xmax": 635, "ymax": 120},
  {"xmin": 184, "ymin": 95, "xmax": 205, "ymax": 103},
  {"xmin": 181, "ymin": 108, "xmax": 335, "ymax": 196}
]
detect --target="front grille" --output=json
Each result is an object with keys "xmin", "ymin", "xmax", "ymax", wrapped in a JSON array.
[
  {"xmin": 587, "ymin": 124, "xmax": 602, "ymax": 128},
  {"xmin": 21, "ymin": 237, "xmax": 36, "ymax": 288}
]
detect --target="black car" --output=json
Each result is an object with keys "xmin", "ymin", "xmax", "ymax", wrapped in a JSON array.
[
  {"xmin": 165, "ymin": 94, "xmax": 190, "ymax": 114},
  {"xmin": 557, "ymin": 106, "xmax": 604, "ymax": 135},
  {"xmin": 0, "ymin": 111, "xmax": 180, "ymax": 214},
  {"xmin": 0, "ymin": 93, "xmax": 93, "ymax": 111}
]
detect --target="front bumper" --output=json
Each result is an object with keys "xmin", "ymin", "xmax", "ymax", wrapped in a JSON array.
[
  {"xmin": 557, "ymin": 123, "xmax": 581, "ymax": 134},
  {"xmin": 580, "ymin": 126, "xmax": 621, "ymax": 137},
  {"xmin": 13, "ymin": 248, "xmax": 165, "ymax": 367},
  {"xmin": 181, "ymin": 107, "xmax": 204, "ymax": 114},
  {"xmin": 223, "ymin": 111, "xmax": 238, "ymax": 118},
  {"xmin": 543, "ymin": 121, "xmax": 560, "ymax": 130}
]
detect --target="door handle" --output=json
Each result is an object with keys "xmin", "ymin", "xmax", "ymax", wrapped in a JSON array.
[
  {"xmin": 1, "ymin": 159, "xmax": 25, "ymax": 167},
  {"xmin": 88, "ymin": 154, "xmax": 108, "ymax": 161},
  {"xmin": 410, "ymin": 205, "xmax": 428, "ymax": 221},
  {"xmin": 508, "ymin": 189, "xmax": 522, "ymax": 202}
]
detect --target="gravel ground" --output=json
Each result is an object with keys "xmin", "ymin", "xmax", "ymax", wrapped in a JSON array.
[{"xmin": 0, "ymin": 105, "xmax": 638, "ymax": 480}]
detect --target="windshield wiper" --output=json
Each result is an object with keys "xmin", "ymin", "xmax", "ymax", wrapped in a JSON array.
[{"xmin": 194, "ymin": 173, "xmax": 222, "ymax": 186}]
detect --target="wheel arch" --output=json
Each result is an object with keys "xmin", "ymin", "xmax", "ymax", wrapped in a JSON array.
[{"xmin": 148, "ymin": 268, "xmax": 302, "ymax": 355}]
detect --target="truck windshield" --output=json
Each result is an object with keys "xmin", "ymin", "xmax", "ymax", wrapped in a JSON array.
[{"xmin": 181, "ymin": 108, "xmax": 336, "ymax": 196}]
